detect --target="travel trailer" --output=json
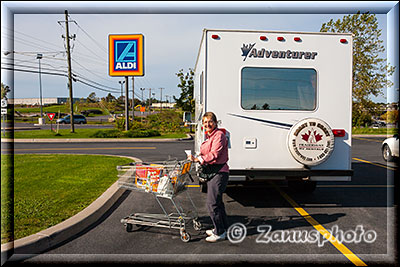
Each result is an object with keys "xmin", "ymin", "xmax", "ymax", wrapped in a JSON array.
[{"xmin": 193, "ymin": 29, "xmax": 353, "ymax": 192}]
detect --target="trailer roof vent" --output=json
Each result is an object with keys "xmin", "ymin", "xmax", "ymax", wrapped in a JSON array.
[
  {"xmin": 211, "ymin": 34, "xmax": 220, "ymax": 39},
  {"xmin": 294, "ymin": 37, "xmax": 301, "ymax": 42},
  {"xmin": 260, "ymin": 36, "xmax": 267, "ymax": 41},
  {"xmin": 277, "ymin": 36, "xmax": 285, "ymax": 41}
]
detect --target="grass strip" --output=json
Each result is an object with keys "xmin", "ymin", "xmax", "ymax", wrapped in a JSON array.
[
  {"xmin": 6, "ymin": 128, "xmax": 188, "ymax": 139},
  {"xmin": 352, "ymin": 127, "xmax": 398, "ymax": 135},
  {"xmin": 1, "ymin": 154, "xmax": 133, "ymax": 243}
]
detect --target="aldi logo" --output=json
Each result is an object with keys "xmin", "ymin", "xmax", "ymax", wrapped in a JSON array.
[{"xmin": 109, "ymin": 34, "xmax": 144, "ymax": 76}]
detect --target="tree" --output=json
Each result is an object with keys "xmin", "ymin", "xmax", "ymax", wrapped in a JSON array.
[
  {"xmin": 320, "ymin": 12, "xmax": 395, "ymax": 127},
  {"xmin": 1, "ymin": 82, "xmax": 11, "ymax": 99},
  {"xmin": 174, "ymin": 68, "xmax": 194, "ymax": 113},
  {"xmin": 381, "ymin": 110, "xmax": 399, "ymax": 124},
  {"xmin": 87, "ymin": 92, "xmax": 98, "ymax": 103},
  {"xmin": 105, "ymin": 93, "xmax": 116, "ymax": 103}
]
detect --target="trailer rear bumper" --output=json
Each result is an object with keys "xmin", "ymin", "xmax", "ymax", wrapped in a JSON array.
[
  {"xmin": 205, "ymin": 169, "xmax": 354, "ymax": 192},
  {"xmin": 229, "ymin": 169, "xmax": 353, "ymax": 178}
]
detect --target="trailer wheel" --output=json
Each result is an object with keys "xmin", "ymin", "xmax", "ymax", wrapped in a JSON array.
[{"xmin": 288, "ymin": 180, "xmax": 317, "ymax": 193}]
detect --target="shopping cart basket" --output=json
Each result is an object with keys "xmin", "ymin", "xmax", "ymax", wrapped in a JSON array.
[{"xmin": 117, "ymin": 160, "xmax": 202, "ymax": 242}]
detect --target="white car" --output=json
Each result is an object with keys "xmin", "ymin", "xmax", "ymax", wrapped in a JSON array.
[{"xmin": 382, "ymin": 134, "xmax": 399, "ymax": 162}]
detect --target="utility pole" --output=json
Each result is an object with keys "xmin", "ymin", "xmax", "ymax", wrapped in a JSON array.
[
  {"xmin": 36, "ymin": 53, "xmax": 44, "ymax": 125},
  {"xmin": 64, "ymin": 10, "xmax": 74, "ymax": 133},
  {"xmin": 125, "ymin": 76, "xmax": 129, "ymax": 131},
  {"xmin": 148, "ymin": 88, "xmax": 152, "ymax": 113},
  {"xmin": 159, "ymin": 87, "xmax": 164, "ymax": 112}
]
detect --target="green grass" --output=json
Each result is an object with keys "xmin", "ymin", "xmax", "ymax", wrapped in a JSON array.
[
  {"xmin": 15, "ymin": 104, "xmax": 69, "ymax": 114},
  {"xmin": 352, "ymin": 127, "xmax": 398, "ymax": 135},
  {"xmin": 5, "ymin": 128, "xmax": 188, "ymax": 139},
  {"xmin": 1, "ymin": 154, "xmax": 13, "ymax": 244},
  {"xmin": 15, "ymin": 105, "xmax": 106, "ymax": 115},
  {"xmin": 1, "ymin": 154, "xmax": 133, "ymax": 243}
]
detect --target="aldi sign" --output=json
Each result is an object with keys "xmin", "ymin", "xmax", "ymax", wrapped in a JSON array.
[{"xmin": 109, "ymin": 34, "xmax": 144, "ymax": 76}]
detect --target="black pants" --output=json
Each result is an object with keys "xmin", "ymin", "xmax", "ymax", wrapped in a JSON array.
[{"xmin": 206, "ymin": 172, "xmax": 229, "ymax": 235}]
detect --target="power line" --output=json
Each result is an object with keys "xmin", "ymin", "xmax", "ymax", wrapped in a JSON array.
[
  {"xmin": 1, "ymin": 67, "xmax": 120, "ymax": 94},
  {"xmin": 74, "ymin": 22, "xmax": 108, "ymax": 54},
  {"xmin": 2, "ymin": 25, "xmax": 65, "ymax": 52},
  {"xmin": 1, "ymin": 66, "xmax": 68, "ymax": 78},
  {"xmin": 71, "ymin": 58, "xmax": 116, "ymax": 86},
  {"xmin": 1, "ymin": 62, "xmax": 68, "ymax": 74}
]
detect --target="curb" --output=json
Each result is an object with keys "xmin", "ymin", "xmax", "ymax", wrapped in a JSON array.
[
  {"xmin": 0, "ymin": 134, "xmax": 193, "ymax": 143},
  {"xmin": 0, "ymin": 155, "xmax": 142, "ymax": 258}
]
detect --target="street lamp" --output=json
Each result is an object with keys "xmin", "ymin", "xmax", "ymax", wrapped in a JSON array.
[
  {"xmin": 36, "ymin": 53, "xmax": 44, "ymax": 125},
  {"xmin": 119, "ymin": 80, "xmax": 125, "ymax": 98},
  {"xmin": 140, "ymin": 88, "xmax": 145, "ymax": 106}
]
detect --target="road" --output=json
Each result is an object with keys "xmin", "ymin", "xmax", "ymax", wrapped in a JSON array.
[{"xmin": 3, "ymin": 136, "xmax": 398, "ymax": 265}]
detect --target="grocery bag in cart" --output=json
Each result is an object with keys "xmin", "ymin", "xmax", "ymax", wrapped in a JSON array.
[{"xmin": 117, "ymin": 160, "xmax": 202, "ymax": 242}]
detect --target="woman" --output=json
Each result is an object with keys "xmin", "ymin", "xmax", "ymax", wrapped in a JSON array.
[{"xmin": 188, "ymin": 112, "xmax": 229, "ymax": 242}]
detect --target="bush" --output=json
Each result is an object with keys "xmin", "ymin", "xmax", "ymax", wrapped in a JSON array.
[
  {"xmin": 146, "ymin": 110, "xmax": 183, "ymax": 133},
  {"xmin": 123, "ymin": 129, "xmax": 161, "ymax": 138},
  {"xmin": 115, "ymin": 110, "xmax": 184, "ymax": 133},
  {"xmin": 90, "ymin": 129, "xmax": 122, "ymax": 138},
  {"xmin": 90, "ymin": 129, "xmax": 160, "ymax": 138}
]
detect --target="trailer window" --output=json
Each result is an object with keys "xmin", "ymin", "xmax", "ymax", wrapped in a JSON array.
[{"xmin": 241, "ymin": 67, "xmax": 316, "ymax": 110}]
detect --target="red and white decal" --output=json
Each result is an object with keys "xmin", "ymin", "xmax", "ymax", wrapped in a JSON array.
[{"xmin": 288, "ymin": 118, "xmax": 335, "ymax": 166}]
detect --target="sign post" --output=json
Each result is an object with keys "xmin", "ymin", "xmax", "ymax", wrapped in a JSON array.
[
  {"xmin": 109, "ymin": 34, "xmax": 144, "ymax": 130},
  {"xmin": 47, "ymin": 112, "xmax": 56, "ymax": 132}
]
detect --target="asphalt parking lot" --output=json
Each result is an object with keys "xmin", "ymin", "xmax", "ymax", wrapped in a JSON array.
[{"xmin": 4, "ymin": 136, "xmax": 398, "ymax": 265}]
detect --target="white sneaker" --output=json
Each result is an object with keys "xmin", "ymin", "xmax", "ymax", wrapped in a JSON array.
[
  {"xmin": 205, "ymin": 231, "xmax": 226, "ymax": 242},
  {"xmin": 206, "ymin": 229, "xmax": 215, "ymax": 236}
]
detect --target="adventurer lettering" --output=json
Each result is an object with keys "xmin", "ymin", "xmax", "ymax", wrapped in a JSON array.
[{"xmin": 241, "ymin": 43, "xmax": 318, "ymax": 61}]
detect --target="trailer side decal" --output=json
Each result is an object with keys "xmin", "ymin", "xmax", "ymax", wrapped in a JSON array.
[{"xmin": 228, "ymin": 113, "xmax": 292, "ymax": 129}]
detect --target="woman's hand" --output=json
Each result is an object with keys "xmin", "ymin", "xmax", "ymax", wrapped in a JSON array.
[{"xmin": 187, "ymin": 155, "xmax": 196, "ymax": 162}]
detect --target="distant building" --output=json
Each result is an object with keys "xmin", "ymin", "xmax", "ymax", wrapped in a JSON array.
[
  {"xmin": 151, "ymin": 103, "xmax": 176, "ymax": 108},
  {"xmin": 8, "ymin": 97, "xmax": 82, "ymax": 105}
]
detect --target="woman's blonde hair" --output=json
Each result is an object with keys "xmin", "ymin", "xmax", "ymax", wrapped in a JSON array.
[{"xmin": 202, "ymin": 112, "xmax": 217, "ymax": 123}]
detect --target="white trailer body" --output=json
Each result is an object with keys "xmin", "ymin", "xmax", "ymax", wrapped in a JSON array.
[{"xmin": 194, "ymin": 29, "xmax": 353, "ymax": 182}]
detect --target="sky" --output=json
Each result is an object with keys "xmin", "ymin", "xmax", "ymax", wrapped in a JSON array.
[{"xmin": 1, "ymin": 2, "xmax": 399, "ymax": 104}]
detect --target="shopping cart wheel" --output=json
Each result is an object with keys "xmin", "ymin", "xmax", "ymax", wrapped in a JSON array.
[
  {"xmin": 125, "ymin": 223, "xmax": 133, "ymax": 232},
  {"xmin": 180, "ymin": 231, "xmax": 191, "ymax": 243},
  {"xmin": 193, "ymin": 219, "xmax": 202, "ymax": 231}
]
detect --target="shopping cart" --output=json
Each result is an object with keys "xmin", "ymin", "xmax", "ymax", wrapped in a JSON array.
[{"xmin": 117, "ymin": 160, "xmax": 202, "ymax": 242}]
